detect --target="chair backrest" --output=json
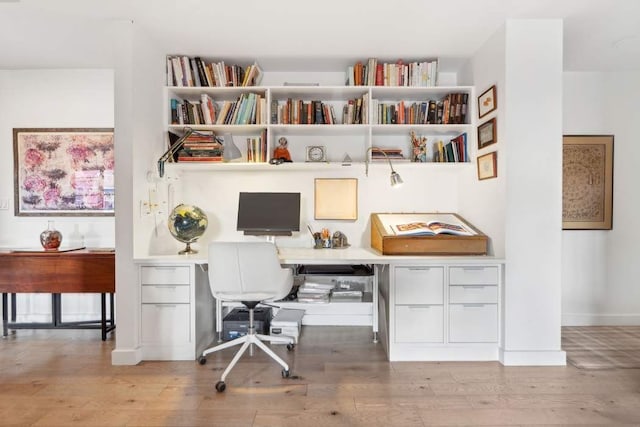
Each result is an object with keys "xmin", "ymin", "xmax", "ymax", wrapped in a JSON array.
[{"xmin": 207, "ymin": 241, "xmax": 293, "ymax": 302}]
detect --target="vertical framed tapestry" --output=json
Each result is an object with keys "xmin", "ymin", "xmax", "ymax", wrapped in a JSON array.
[
  {"xmin": 13, "ymin": 128, "xmax": 115, "ymax": 216},
  {"xmin": 562, "ymin": 135, "xmax": 613, "ymax": 230}
]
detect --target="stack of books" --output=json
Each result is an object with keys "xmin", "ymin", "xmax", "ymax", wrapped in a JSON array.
[
  {"xmin": 371, "ymin": 148, "xmax": 407, "ymax": 162},
  {"xmin": 177, "ymin": 131, "xmax": 223, "ymax": 162}
]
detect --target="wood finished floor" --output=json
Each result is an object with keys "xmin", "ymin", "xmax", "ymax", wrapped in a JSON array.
[{"xmin": 1, "ymin": 327, "xmax": 640, "ymax": 426}]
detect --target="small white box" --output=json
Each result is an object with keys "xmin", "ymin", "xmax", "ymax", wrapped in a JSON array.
[{"xmin": 270, "ymin": 309, "xmax": 304, "ymax": 343}]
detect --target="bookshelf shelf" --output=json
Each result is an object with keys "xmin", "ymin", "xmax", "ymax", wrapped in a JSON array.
[{"xmin": 163, "ymin": 55, "xmax": 475, "ymax": 169}]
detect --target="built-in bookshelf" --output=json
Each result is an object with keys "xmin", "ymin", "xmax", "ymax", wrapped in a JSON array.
[{"xmin": 163, "ymin": 55, "xmax": 474, "ymax": 172}]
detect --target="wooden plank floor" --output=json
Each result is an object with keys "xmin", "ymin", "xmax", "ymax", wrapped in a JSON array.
[{"xmin": 1, "ymin": 326, "xmax": 640, "ymax": 426}]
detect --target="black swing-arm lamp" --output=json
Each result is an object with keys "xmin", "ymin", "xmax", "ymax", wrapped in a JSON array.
[{"xmin": 157, "ymin": 127, "xmax": 194, "ymax": 178}]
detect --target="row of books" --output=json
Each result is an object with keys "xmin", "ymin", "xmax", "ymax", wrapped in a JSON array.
[
  {"xmin": 372, "ymin": 92, "xmax": 469, "ymax": 125},
  {"xmin": 176, "ymin": 130, "xmax": 223, "ymax": 162},
  {"xmin": 170, "ymin": 92, "xmax": 267, "ymax": 126},
  {"xmin": 433, "ymin": 133, "xmax": 468, "ymax": 163},
  {"xmin": 347, "ymin": 58, "xmax": 438, "ymax": 87},
  {"xmin": 246, "ymin": 129, "xmax": 267, "ymax": 163},
  {"xmin": 167, "ymin": 55, "xmax": 263, "ymax": 87},
  {"xmin": 271, "ymin": 99, "xmax": 337, "ymax": 125}
]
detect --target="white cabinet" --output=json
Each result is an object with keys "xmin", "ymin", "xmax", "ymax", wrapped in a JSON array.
[
  {"xmin": 138, "ymin": 263, "xmax": 215, "ymax": 361},
  {"xmin": 393, "ymin": 266, "xmax": 444, "ymax": 344},
  {"xmin": 448, "ymin": 266, "xmax": 499, "ymax": 344},
  {"xmin": 388, "ymin": 261, "xmax": 502, "ymax": 361}
]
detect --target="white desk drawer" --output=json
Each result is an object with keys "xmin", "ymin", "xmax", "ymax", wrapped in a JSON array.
[
  {"xmin": 449, "ymin": 303, "xmax": 497, "ymax": 343},
  {"xmin": 395, "ymin": 305, "xmax": 443, "ymax": 343},
  {"xmin": 140, "ymin": 266, "xmax": 190, "ymax": 285},
  {"xmin": 142, "ymin": 285, "xmax": 190, "ymax": 304},
  {"xmin": 141, "ymin": 303, "xmax": 190, "ymax": 345},
  {"xmin": 449, "ymin": 285, "xmax": 497, "ymax": 304},
  {"xmin": 395, "ymin": 267, "xmax": 444, "ymax": 305},
  {"xmin": 449, "ymin": 266, "xmax": 498, "ymax": 285}
]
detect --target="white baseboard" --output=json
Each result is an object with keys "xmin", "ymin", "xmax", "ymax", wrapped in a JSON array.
[
  {"xmin": 562, "ymin": 313, "xmax": 640, "ymax": 326},
  {"xmin": 111, "ymin": 347, "xmax": 142, "ymax": 365},
  {"xmin": 499, "ymin": 349, "xmax": 566, "ymax": 366}
]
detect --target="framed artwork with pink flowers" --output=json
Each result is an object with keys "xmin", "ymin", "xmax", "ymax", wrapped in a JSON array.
[{"xmin": 13, "ymin": 128, "xmax": 114, "ymax": 216}]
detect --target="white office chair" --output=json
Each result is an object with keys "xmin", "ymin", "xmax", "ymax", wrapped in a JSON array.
[{"xmin": 199, "ymin": 241, "xmax": 295, "ymax": 392}]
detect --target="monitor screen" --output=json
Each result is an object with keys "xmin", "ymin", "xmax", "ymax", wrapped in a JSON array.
[{"xmin": 237, "ymin": 192, "xmax": 301, "ymax": 236}]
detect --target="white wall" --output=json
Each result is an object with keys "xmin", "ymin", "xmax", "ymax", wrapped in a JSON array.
[
  {"xmin": 501, "ymin": 20, "xmax": 565, "ymax": 365},
  {"xmin": 562, "ymin": 72, "xmax": 640, "ymax": 325},
  {"xmin": 0, "ymin": 69, "xmax": 115, "ymax": 321}
]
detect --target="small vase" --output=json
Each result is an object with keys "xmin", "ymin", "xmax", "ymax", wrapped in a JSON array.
[{"xmin": 40, "ymin": 220, "xmax": 62, "ymax": 250}]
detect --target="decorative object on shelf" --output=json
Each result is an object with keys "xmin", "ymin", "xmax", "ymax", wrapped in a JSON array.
[
  {"xmin": 13, "ymin": 128, "xmax": 114, "ymax": 217},
  {"xmin": 478, "ymin": 85, "xmax": 497, "ymax": 119},
  {"xmin": 477, "ymin": 117, "xmax": 497, "ymax": 150},
  {"xmin": 158, "ymin": 127, "xmax": 194, "ymax": 177},
  {"xmin": 305, "ymin": 145, "xmax": 327, "ymax": 162},
  {"xmin": 40, "ymin": 220, "xmax": 62, "ymax": 250},
  {"xmin": 364, "ymin": 147, "xmax": 403, "ymax": 188},
  {"xmin": 221, "ymin": 133, "xmax": 242, "ymax": 162},
  {"xmin": 331, "ymin": 231, "xmax": 350, "ymax": 249},
  {"xmin": 342, "ymin": 154, "xmax": 352, "ymax": 166},
  {"xmin": 562, "ymin": 135, "xmax": 613, "ymax": 230},
  {"xmin": 273, "ymin": 137, "xmax": 292, "ymax": 162},
  {"xmin": 167, "ymin": 204, "xmax": 208, "ymax": 255},
  {"xmin": 410, "ymin": 131, "xmax": 428, "ymax": 162},
  {"xmin": 314, "ymin": 178, "xmax": 358, "ymax": 220},
  {"xmin": 477, "ymin": 151, "xmax": 497, "ymax": 180}
]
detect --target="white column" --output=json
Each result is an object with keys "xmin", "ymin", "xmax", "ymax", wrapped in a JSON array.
[{"xmin": 501, "ymin": 19, "xmax": 566, "ymax": 365}]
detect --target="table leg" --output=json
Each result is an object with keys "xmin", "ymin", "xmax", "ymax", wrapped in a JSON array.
[
  {"xmin": 101, "ymin": 293, "xmax": 107, "ymax": 341},
  {"xmin": 52, "ymin": 294, "xmax": 62, "ymax": 326},
  {"xmin": 11, "ymin": 293, "xmax": 16, "ymax": 322},
  {"xmin": 2, "ymin": 293, "xmax": 8, "ymax": 338},
  {"xmin": 109, "ymin": 293, "xmax": 115, "ymax": 327}
]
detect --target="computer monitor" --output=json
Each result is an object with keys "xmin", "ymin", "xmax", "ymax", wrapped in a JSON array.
[{"xmin": 236, "ymin": 192, "xmax": 301, "ymax": 236}]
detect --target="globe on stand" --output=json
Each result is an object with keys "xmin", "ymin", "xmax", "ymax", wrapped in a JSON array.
[{"xmin": 168, "ymin": 204, "xmax": 208, "ymax": 255}]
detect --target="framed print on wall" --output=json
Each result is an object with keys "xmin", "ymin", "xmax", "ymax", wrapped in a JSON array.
[
  {"xmin": 477, "ymin": 151, "xmax": 497, "ymax": 180},
  {"xmin": 562, "ymin": 135, "xmax": 614, "ymax": 230},
  {"xmin": 477, "ymin": 85, "xmax": 497, "ymax": 119},
  {"xmin": 13, "ymin": 128, "xmax": 115, "ymax": 216},
  {"xmin": 477, "ymin": 117, "xmax": 497, "ymax": 150},
  {"xmin": 314, "ymin": 178, "xmax": 358, "ymax": 220}
]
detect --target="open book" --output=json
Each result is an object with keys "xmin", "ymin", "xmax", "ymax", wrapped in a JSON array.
[{"xmin": 392, "ymin": 221, "xmax": 474, "ymax": 236}]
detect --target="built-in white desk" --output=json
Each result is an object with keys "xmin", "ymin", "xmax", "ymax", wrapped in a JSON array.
[{"xmin": 134, "ymin": 247, "xmax": 504, "ymax": 362}]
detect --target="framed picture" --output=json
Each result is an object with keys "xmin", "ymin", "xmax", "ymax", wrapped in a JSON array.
[
  {"xmin": 13, "ymin": 128, "xmax": 115, "ymax": 216},
  {"xmin": 477, "ymin": 151, "xmax": 497, "ymax": 180},
  {"xmin": 477, "ymin": 117, "xmax": 497, "ymax": 149},
  {"xmin": 314, "ymin": 178, "xmax": 358, "ymax": 220},
  {"xmin": 562, "ymin": 135, "xmax": 614, "ymax": 230},
  {"xmin": 478, "ymin": 85, "xmax": 497, "ymax": 119}
]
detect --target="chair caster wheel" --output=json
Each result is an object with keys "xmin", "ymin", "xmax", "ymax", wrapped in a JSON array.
[
  {"xmin": 198, "ymin": 356, "xmax": 207, "ymax": 365},
  {"xmin": 282, "ymin": 369, "xmax": 290, "ymax": 378},
  {"xmin": 286, "ymin": 343, "xmax": 295, "ymax": 351},
  {"xmin": 215, "ymin": 381, "xmax": 226, "ymax": 392}
]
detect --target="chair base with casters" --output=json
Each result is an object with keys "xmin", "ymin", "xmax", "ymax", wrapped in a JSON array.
[{"xmin": 199, "ymin": 301, "xmax": 295, "ymax": 393}]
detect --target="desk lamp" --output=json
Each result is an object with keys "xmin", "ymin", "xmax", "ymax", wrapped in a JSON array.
[
  {"xmin": 157, "ymin": 127, "xmax": 194, "ymax": 178},
  {"xmin": 221, "ymin": 133, "xmax": 242, "ymax": 162},
  {"xmin": 364, "ymin": 147, "xmax": 404, "ymax": 187}
]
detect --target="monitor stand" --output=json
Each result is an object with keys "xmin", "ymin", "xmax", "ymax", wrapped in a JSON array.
[{"xmin": 265, "ymin": 235, "xmax": 279, "ymax": 254}]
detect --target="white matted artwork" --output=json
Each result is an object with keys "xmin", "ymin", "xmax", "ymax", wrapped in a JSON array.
[{"xmin": 314, "ymin": 178, "xmax": 358, "ymax": 220}]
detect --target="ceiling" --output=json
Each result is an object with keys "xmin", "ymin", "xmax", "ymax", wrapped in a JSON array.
[{"xmin": 1, "ymin": 0, "xmax": 639, "ymax": 72}]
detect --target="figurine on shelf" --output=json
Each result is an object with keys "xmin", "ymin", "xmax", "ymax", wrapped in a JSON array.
[
  {"xmin": 411, "ymin": 131, "xmax": 428, "ymax": 162},
  {"xmin": 272, "ymin": 137, "xmax": 292, "ymax": 162}
]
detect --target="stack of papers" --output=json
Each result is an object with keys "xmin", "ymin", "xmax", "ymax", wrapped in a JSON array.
[
  {"xmin": 331, "ymin": 289, "xmax": 363, "ymax": 302},
  {"xmin": 297, "ymin": 281, "xmax": 333, "ymax": 303}
]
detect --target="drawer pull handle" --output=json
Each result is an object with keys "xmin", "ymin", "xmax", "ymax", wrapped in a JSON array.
[
  {"xmin": 407, "ymin": 267, "xmax": 431, "ymax": 271},
  {"xmin": 153, "ymin": 285, "xmax": 177, "ymax": 289},
  {"xmin": 461, "ymin": 285, "xmax": 486, "ymax": 289},
  {"xmin": 462, "ymin": 303, "xmax": 486, "ymax": 308},
  {"xmin": 156, "ymin": 304, "xmax": 177, "ymax": 308},
  {"xmin": 457, "ymin": 267, "xmax": 488, "ymax": 271},
  {"xmin": 151, "ymin": 267, "xmax": 178, "ymax": 271}
]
